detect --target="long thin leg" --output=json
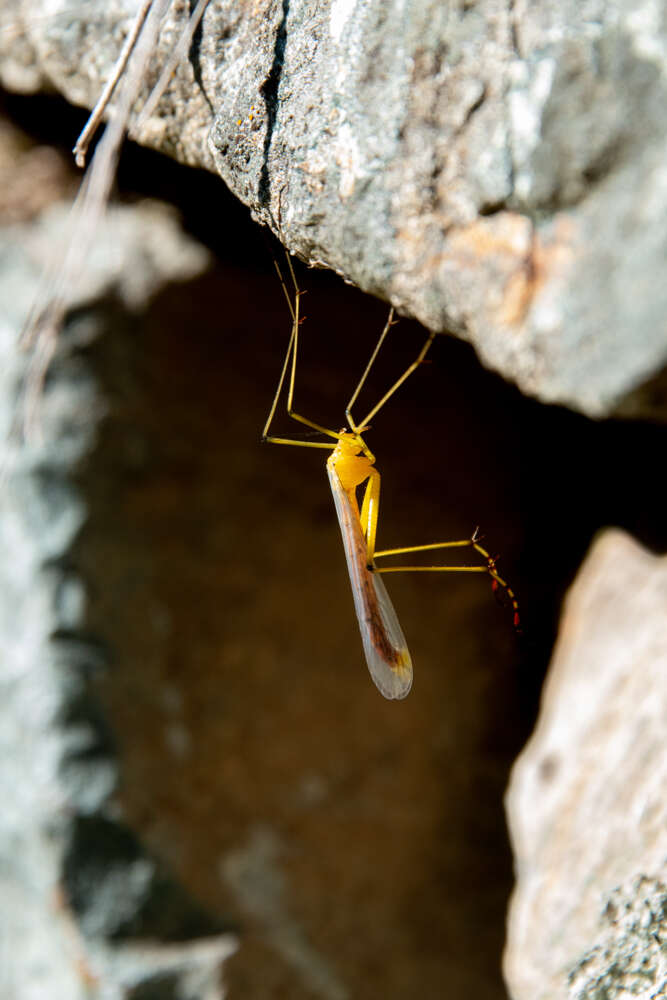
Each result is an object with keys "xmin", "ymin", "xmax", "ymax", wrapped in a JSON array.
[
  {"xmin": 345, "ymin": 309, "xmax": 395, "ymax": 432},
  {"xmin": 262, "ymin": 253, "xmax": 341, "ymax": 448},
  {"xmin": 376, "ymin": 564, "xmax": 489, "ymax": 573},
  {"xmin": 359, "ymin": 330, "xmax": 435, "ymax": 429},
  {"xmin": 374, "ymin": 531, "xmax": 521, "ymax": 627},
  {"xmin": 374, "ymin": 539, "xmax": 476, "ymax": 557},
  {"xmin": 262, "ymin": 277, "xmax": 298, "ymax": 439},
  {"xmin": 470, "ymin": 538, "xmax": 521, "ymax": 627},
  {"xmin": 345, "ymin": 312, "xmax": 436, "ymax": 431}
]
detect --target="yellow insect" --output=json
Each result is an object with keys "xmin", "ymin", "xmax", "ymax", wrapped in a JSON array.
[{"xmin": 263, "ymin": 257, "xmax": 519, "ymax": 700}]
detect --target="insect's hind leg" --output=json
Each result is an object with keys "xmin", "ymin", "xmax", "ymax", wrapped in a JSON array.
[
  {"xmin": 470, "ymin": 536, "xmax": 521, "ymax": 628},
  {"xmin": 374, "ymin": 530, "xmax": 521, "ymax": 628}
]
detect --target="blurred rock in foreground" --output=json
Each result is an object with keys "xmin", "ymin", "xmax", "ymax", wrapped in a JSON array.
[
  {"xmin": 504, "ymin": 529, "xmax": 667, "ymax": 1000},
  {"xmin": 0, "ymin": 197, "xmax": 234, "ymax": 999}
]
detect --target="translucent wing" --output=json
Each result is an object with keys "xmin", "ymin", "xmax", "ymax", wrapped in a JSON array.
[{"xmin": 327, "ymin": 464, "xmax": 413, "ymax": 699}]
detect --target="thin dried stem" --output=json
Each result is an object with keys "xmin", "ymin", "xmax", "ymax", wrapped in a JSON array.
[
  {"xmin": 132, "ymin": 0, "xmax": 211, "ymax": 136},
  {"xmin": 73, "ymin": 0, "xmax": 153, "ymax": 168},
  {"xmin": 20, "ymin": 0, "xmax": 172, "ymax": 440}
]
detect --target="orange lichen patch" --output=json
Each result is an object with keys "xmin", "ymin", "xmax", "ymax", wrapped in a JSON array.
[
  {"xmin": 501, "ymin": 262, "xmax": 536, "ymax": 327},
  {"xmin": 527, "ymin": 215, "xmax": 577, "ymax": 309},
  {"xmin": 446, "ymin": 212, "xmax": 577, "ymax": 327},
  {"xmin": 500, "ymin": 214, "xmax": 578, "ymax": 326},
  {"xmin": 446, "ymin": 212, "xmax": 533, "ymax": 262}
]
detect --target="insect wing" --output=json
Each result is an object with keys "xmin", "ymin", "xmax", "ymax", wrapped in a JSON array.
[
  {"xmin": 327, "ymin": 464, "xmax": 413, "ymax": 699},
  {"xmin": 362, "ymin": 569, "xmax": 413, "ymax": 699}
]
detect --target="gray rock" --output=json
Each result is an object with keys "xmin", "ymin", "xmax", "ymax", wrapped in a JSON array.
[
  {"xmin": 504, "ymin": 529, "xmax": 667, "ymax": 1000},
  {"xmin": 1, "ymin": 0, "xmax": 666, "ymax": 416},
  {"xmin": 567, "ymin": 876, "xmax": 667, "ymax": 1000},
  {"xmin": 0, "ymin": 200, "xmax": 234, "ymax": 999}
]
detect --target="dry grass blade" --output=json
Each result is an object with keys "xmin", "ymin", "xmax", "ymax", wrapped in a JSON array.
[
  {"xmin": 73, "ymin": 0, "xmax": 154, "ymax": 168},
  {"xmin": 132, "ymin": 0, "xmax": 210, "ymax": 136},
  {"xmin": 18, "ymin": 0, "xmax": 172, "ymax": 440}
]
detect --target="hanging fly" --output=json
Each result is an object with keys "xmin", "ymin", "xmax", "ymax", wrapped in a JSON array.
[{"xmin": 263, "ymin": 256, "xmax": 519, "ymax": 699}]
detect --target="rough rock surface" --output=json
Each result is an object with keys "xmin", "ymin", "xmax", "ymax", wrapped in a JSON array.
[
  {"xmin": 504, "ymin": 529, "xmax": 667, "ymax": 1000},
  {"xmin": 568, "ymin": 876, "xmax": 667, "ymax": 1000},
  {"xmin": 1, "ymin": 0, "xmax": 666, "ymax": 417},
  {"xmin": 0, "ymin": 197, "xmax": 235, "ymax": 999}
]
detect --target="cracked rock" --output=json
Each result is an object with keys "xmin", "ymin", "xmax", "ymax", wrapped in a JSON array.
[{"xmin": 1, "ymin": 0, "xmax": 665, "ymax": 416}]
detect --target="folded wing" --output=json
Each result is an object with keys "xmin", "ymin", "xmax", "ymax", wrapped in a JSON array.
[{"xmin": 327, "ymin": 464, "xmax": 413, "ymax": 699}]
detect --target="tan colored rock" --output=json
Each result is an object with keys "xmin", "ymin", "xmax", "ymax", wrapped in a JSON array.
[{"xmin": 504, "ymin": 529, "xmax": 667, "ymax": 1000}]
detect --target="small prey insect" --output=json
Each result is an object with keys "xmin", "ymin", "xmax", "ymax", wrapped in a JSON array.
[{"xmin": 263, "ymin": 256, "xmax": 519, "ymax": 700}]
